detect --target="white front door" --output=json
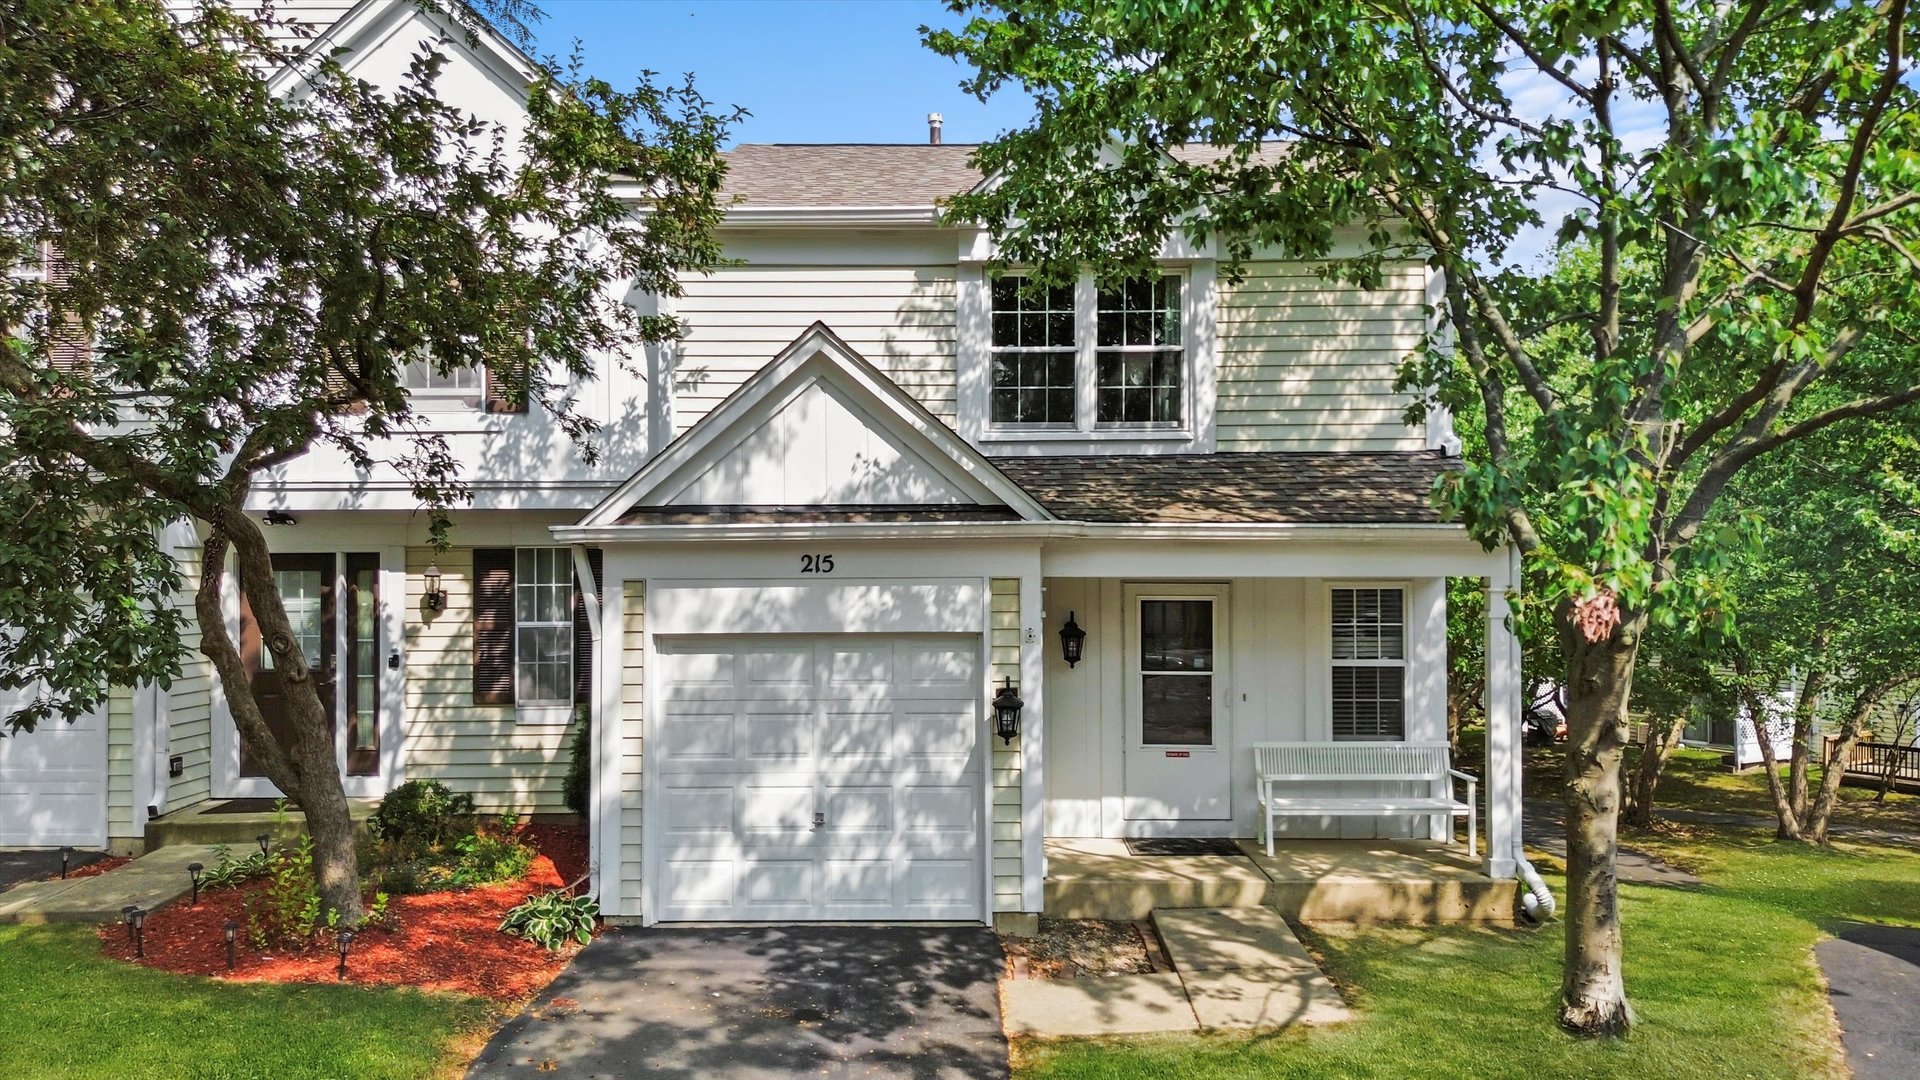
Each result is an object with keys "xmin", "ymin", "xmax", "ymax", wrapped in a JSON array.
[
  {"xmin": 0, "ymin": 690, "xmax": 108, "ymax": 848},
  {"xmin": 1122, "ymin": 585, "xmax": 1232, "ymax": 831},
  {"xmin": 651, "ymin": 635, "xmax": 984, "ymax": 922}
]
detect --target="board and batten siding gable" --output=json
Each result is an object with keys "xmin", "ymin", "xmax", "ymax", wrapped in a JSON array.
[
  {"xmin": 672, "ymin": 265, "xmax": 959, "ymax": 432},
  {"xmin": 618, "ymin": 581, "xmax": 645, "ymax": 913},
  {"xmin": 1216, "ymin": 260, "xmax": 1429, "ymax": 451},
  {"xmin": 403, "ymin": 548, "xmax": 576, "ymax": 812},
  {"xmin": 989, "ymin": 577, "xmax": 1022, "ymax": 913}
]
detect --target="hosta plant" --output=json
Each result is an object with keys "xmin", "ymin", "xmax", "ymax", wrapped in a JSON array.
[{"xmin": 499, "ymin": 890, "xmax": 598, "ymax": 951}]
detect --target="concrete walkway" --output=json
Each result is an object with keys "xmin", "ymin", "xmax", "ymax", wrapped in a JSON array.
[
  {"xmin": 1522, "ymin": 801, "xmax": 1703, "ymax": 886},
  {"xmin": 1001, "ymin": 907, "xmax": 1350, "ymax": 1038},
  {"xmin": 0, "ymin": 843, "xmax": 220, "ymax": 924},
  {"xmin": 1816, "ymin": 922, "xmax": 1920, "ymax": 1080}
]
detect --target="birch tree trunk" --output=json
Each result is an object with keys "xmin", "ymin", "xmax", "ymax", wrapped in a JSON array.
[
  {"xmin": 1558, "ymin": 607, "xmax": 1641, "ymax": 1036},
  {"xmin": 1623, "ymin": 712, "xmax": 1688, "ymax": 829}
]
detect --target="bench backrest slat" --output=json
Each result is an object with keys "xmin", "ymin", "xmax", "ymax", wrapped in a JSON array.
[{"xmin": 1252, "ymin": 741, "xmax": 1451, "ymax": 781}]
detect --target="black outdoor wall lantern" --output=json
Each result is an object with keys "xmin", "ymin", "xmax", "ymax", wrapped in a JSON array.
[
  {"xmin": 423, "ymin": 561, "xmax": 447, "ymax": 613},
  {"xmin": 992, "ymin": 677, "xmax": 1024, "ymax": 745},
  {"xmin": 1058, "ymin": 611, "xmax": 1087, "ymax": 668}
]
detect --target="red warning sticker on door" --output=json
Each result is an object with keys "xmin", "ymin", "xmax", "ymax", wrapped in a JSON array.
[{"xmin": 1164, "ymin": 750, "xmax": 1191, "ymax": 758}]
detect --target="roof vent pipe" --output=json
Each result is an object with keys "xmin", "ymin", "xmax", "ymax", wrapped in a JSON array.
[{"xmin": 928, "ymin": 112, "xmax": 943, "ymax": 145}]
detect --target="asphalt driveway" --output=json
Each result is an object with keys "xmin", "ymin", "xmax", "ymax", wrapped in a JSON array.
[
  {"xmin": 468, "ymin": 925, "xmax": 1009, "ymax": 1080},
  {"xmin": 1817, "ymin": 922, "xmax": 1920, "ymax": 1080},
  {"xmin": 0, "ymin": 848, "xmax": 107, "ymax": 893}
]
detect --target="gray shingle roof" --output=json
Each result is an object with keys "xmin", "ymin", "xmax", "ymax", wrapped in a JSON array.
[
  {"xmin": 718, "ymin": 142, "xmax": 1290, "ymax": 209},
  {"xmin": 989, "ymin": 451, "xmax": 1459, "ymax": 525}
]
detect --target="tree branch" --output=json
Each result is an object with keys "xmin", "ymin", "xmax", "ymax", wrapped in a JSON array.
[{"xmin": 1470, "ymin": 0, "xmax": 1594, "ymax": 103}]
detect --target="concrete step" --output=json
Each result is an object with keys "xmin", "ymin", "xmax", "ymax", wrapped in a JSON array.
[
  {"xmin": 146, "ymin": 799, "xmax": 378, "ymax": 851},
  {"xmin": 1151, "ymin": 907, "xmax": 1352, "ymax": 1030}
]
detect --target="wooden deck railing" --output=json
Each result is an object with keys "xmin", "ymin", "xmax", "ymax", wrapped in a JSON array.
[{"xmin": 1838, "ymin": 739, "xmax": 1920, "ymax": 785}]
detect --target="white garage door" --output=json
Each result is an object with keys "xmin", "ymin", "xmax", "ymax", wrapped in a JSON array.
[
  {"xmin": 0, "ymin": 688, "xmax": 109, "ymax": 848},
  {"xmin": 651, "ymin": 636, "xmax": 983, "ymax": 922}
]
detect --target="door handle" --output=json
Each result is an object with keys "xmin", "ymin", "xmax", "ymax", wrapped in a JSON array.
[{"xmin": 812, "ymin": 812, "xmax": 825, "ymax": 830}]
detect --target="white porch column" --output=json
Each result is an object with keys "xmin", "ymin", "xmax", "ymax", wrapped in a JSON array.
[{"xmin": 1483, "ymin": 546, "xmax": 1522, "ymax": 879}]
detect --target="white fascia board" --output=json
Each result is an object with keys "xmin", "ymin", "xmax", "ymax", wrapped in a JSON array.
[
  {"xmin": 268, "ymin": 0, "xmax": 539, "ymax": 99},
  {"xmin": 717, "ymin": 206, "xmax": 945, "ymax": 228},
  {"xmin": 957, "ymin": 226, "xmax": 1216, "ymax": 266},
  {"xmin": 574, "ymin": 324, "xmax": 1054, "ymax": 527},
  {"xmin": 549, "ymin": 520, "xmax": 1472, "ymax": 545}
]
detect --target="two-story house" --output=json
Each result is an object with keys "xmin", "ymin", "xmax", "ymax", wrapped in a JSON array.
[{"xmin": 0, "ymin": 0, "xmax": 1530, "ymax": 931}]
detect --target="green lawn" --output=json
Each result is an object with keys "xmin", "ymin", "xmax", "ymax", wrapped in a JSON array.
[
  {"xmin": 0, "ymin": 925, "xmax": 496, "ymax": 1080},
  {"xmin": 1018, "ymin": 830, "xmax": 1920, "ymax": 1079},
  {"xmin": 1459, "ymin": 726, "xmax": 1920, "ymax": 834}
]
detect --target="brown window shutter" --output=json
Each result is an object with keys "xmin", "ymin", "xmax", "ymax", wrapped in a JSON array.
[
  {"xmin": 42, "ymin": 245, "xmax": 91, "ymax": 376},
  {"xmin": 472, "ymin": 548, "xmax": 516, "ymax": 706},
  {"xmin": 573, "ymin": 548, "xmax": 603, "ymax": 705},
  {"xmin": 484, "ymin": 363, "xmax": 529, "ymax": 414}
]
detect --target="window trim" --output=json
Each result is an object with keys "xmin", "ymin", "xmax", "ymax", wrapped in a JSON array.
[
  {"xmin": 1325, "ymin": 582, "xmax": 1409, "ymax": 742},
  {"xmin": 513, "ymin": 546, "xmax": 575, "ymax": 712},
  {"xmin": 959, "ymin": 258, "xmax": 1217, "ymax": 454}
]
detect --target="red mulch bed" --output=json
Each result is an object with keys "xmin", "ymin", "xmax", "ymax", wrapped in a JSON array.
[
  {"xmin": 64, "ymin": 854, "xmax": 132, "ymax": 881},
  {"xmin": 97, "ymin": 821, "xmax": 592, "ymax": 1002}
]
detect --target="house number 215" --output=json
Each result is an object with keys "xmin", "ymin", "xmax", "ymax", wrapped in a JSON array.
[{"xmin": 800, "ymin": 553, "xmax": 836, "ymax": 574}]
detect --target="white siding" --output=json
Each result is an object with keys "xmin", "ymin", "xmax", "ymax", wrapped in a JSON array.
[
  {"xmin": 674, "ymin": 266, "xmax": 959, "ymax": 432},
  {"xmin": 106, "ymin": 685, "xmax": 137, "ymax": 840},
  {"xmin": 618, "ymin": 582, "xmax": 645, "ymax": 912},
  {"xmin": 990, "ymin": 577, "xmax": 1022, "ymax": 912},
  {"xmin": 1216, "ymin": 262, "xmax": 1428, "ymax": 451},
  {"xmin": 402, "ymin": 548, "xmax": 578, "ymax": 812},
  {"xmin": 165, "ymin": 542, "xmax": 216, "ymax": 809}
]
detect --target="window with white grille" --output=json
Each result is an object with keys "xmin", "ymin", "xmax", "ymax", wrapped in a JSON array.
[
  {"xmin": 514, "ymin": 547, "xmax": 573, "ymax": 706},
  {"xmin": 1330, "ymin": 587, "xmax": 1405, "ymax": 740}
]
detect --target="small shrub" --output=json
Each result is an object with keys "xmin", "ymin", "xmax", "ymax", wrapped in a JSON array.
[
  {"xmin": 368, "ymin": 779, "xmax": 475, "ymax": 849},
  {"xmin": 562, "ymin": 706, "xmax": 591, "ymax": 819},
  {"xmin": 451, "ymin": 818, "xmax": 535, "ymax": 886},
  {"xmin": 202, "ymin": 844, "xmax": 269, "ymax": 889},
  {"xmin": 500, "ymin": 889, "xmax": 598, "ymax": 951}
]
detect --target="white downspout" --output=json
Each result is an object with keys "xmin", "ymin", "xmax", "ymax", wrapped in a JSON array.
[{"xmin": 1515, "ymin": 839, "xmax": 1556, "ymax": 920}]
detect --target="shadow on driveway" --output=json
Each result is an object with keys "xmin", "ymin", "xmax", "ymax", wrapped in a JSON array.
[
  {"xmin": 0, "ymin": 849, "xmax": 107, "ymax": 893},
  {"xmin": 468, "ymin": 924, "xmax": 1008, "ymax": 1080}
]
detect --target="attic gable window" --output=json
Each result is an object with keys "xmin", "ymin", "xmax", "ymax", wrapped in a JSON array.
[{"xmin": 985, "ymin": 271, "xmax": 1188, "ymax": 432}]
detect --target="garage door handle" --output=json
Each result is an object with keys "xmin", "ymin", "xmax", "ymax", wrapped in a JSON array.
[{"xmin": 812, "ymin": 812, "xmax": 825, "ymax": 830}]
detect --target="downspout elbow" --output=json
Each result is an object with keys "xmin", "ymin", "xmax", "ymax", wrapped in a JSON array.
[{"xmin": 1514, "ymin": 838, "xmax": 1556, "ymax": 922}]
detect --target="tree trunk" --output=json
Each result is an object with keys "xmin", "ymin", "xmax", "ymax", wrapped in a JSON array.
[
  {"xmin": 1785, "ymin": 650, "xmax": 1829, "ymax": 824},
  {"xmin": 194, "ymin": 514, "xmax": 365, "ymax": 925},
  {"xmin": 1740, "ymin": 679, "xmax": 1804, "ymax": 841},
  {"xmin": 1558, "ymin": 606, "xmax": 1640, "ymax": 1037},
  {"xmin": 1807, "ymin": 687, "xmax": 1889, "ymax": 843},
  {"xmin": 1622, "ymin": 711, "xmax": 1686, "ymax": 828}
]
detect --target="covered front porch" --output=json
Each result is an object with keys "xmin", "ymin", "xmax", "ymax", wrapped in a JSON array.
[{"xmin": 1043, "ymin": 836, "xmax": 1518, "ymax": 924}]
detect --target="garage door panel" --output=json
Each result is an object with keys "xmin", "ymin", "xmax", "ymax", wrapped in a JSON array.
[
  {"xmin": 649, "ymin": 635, "xmax": 984, "ymax": 922},
  {"xmin": 656, "ymin": 648, "xmax": 735, "ymax": 689},
  {"xmin": 0, "ymin": 692, "xmax": 107, "ymax": 848}
]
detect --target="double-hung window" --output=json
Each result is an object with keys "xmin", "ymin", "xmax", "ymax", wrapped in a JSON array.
[
  {"xmin": 988, "ymin": 271, "xmax": 1187, "ymax": 431},
  {"xmin": 471, "ymin": 546, "xmax": 599, "ymax": 723},
  {"xmin": 1330, "ymin": 587, "xmax": 1406, "ymax": 740},
  {"xmin": 402, "ymin": 360, "xmax": 485, "ymax": 409},
  {"xmin": 513, "ymin": 548, "xmax": 573, "ymax": 706}
]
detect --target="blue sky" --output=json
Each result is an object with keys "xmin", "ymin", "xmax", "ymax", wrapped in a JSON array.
[{"xmin": 530, "ymin": 1, "xmax": 1035, "ymax": 145}]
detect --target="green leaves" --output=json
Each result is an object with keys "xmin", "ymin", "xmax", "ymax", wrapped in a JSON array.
[{"xmin": 499, "ymin": 889, "xmax": 598, "ymax": 951}]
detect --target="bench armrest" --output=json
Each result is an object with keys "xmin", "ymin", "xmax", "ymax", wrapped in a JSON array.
[{"xmin": 1446, "ymin": 769, "xmax": 1478, "ymax": 785}]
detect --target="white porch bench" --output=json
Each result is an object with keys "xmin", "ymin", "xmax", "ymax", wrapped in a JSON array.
[{"xmin": 1253, "ymin": 741, "xmax": 1477, "ymax": 858}]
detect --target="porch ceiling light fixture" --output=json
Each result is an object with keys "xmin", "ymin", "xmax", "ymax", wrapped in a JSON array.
[
  {"xmin": 423, "ymin": 561, "xmax": 447, "ymax": 613},
  {"xmin": 1058, "ymin": 611, "xmax": 1087, "ymax": 668},
  {"xmin": 262, "ymin": 510, "xmax": 298, "ymax": 526},
  {"xmin": 992, "ymin": 677, "xmax": 1024, "ymax": 746}
]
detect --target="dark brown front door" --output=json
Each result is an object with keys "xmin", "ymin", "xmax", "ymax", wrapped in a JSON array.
[{"xmin": 239, "ymin": 553, "xmax": 336, "ymax": 779}]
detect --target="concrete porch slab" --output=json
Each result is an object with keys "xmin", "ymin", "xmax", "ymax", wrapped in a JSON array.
[
  {"xmin": 1181, "ymin": 969, "xmax": 1351, "ymax": 1030},
  {"xmin": 999, "ymin": 973, "xmax": 1198, "ymax": 1038},
  {"xmin": 0, "ymin": 843, "xmax": 221, "ymax": 924},
  {"xmin": 1042, "ymin": 839, "xmax": 1272, "ymax": 920},
  {"xmin": 145, "ymin": 799, "xmax": 378, "ymax": 851}
]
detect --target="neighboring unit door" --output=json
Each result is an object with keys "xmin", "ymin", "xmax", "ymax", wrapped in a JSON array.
[
  {"xmin": 1122, "ymin": 585, "xmax": 1232, "ymax": 830},
  {"xmin": 231, "ymin": 553, "xmax": 336, "ymax": 794},
  {"xmin": 0, "ymin": 689, "xmax": 107, "ymax": 848},
  {"xmin": 651, "ymin": 636, "xmax": 984, "ymax": 922}
]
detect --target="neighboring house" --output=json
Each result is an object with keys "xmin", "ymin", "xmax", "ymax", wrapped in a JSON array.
[{"xmin": 0, "ymin": 1, "xmax": 1527, "ymax": 931}]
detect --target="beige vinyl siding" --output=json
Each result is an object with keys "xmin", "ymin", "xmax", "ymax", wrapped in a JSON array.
[
  {"xmin": 989, "ymin": 577, "xmax": 1022, "ymax": 913},
  {"xmin": 165, "ymin": 542, "xmax": 215, "ymax": 809},
  {"xmin": 618, "ymin": 582, "xmax": 645, "ymax": 912},
  {"xmin": 674, "ymin": 266, "xmax": 958, "ymax": 430},
  {"xmin": 106, "ymin": 684, "xmax": 137, "ymax": 839},
  {"xmin": 1217, "ymin": 261, "xmax": 1428, "ymax": 451},
  {"xmin": 403, "ymin": 548, "xmax": 577, "ymax": 813}
]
